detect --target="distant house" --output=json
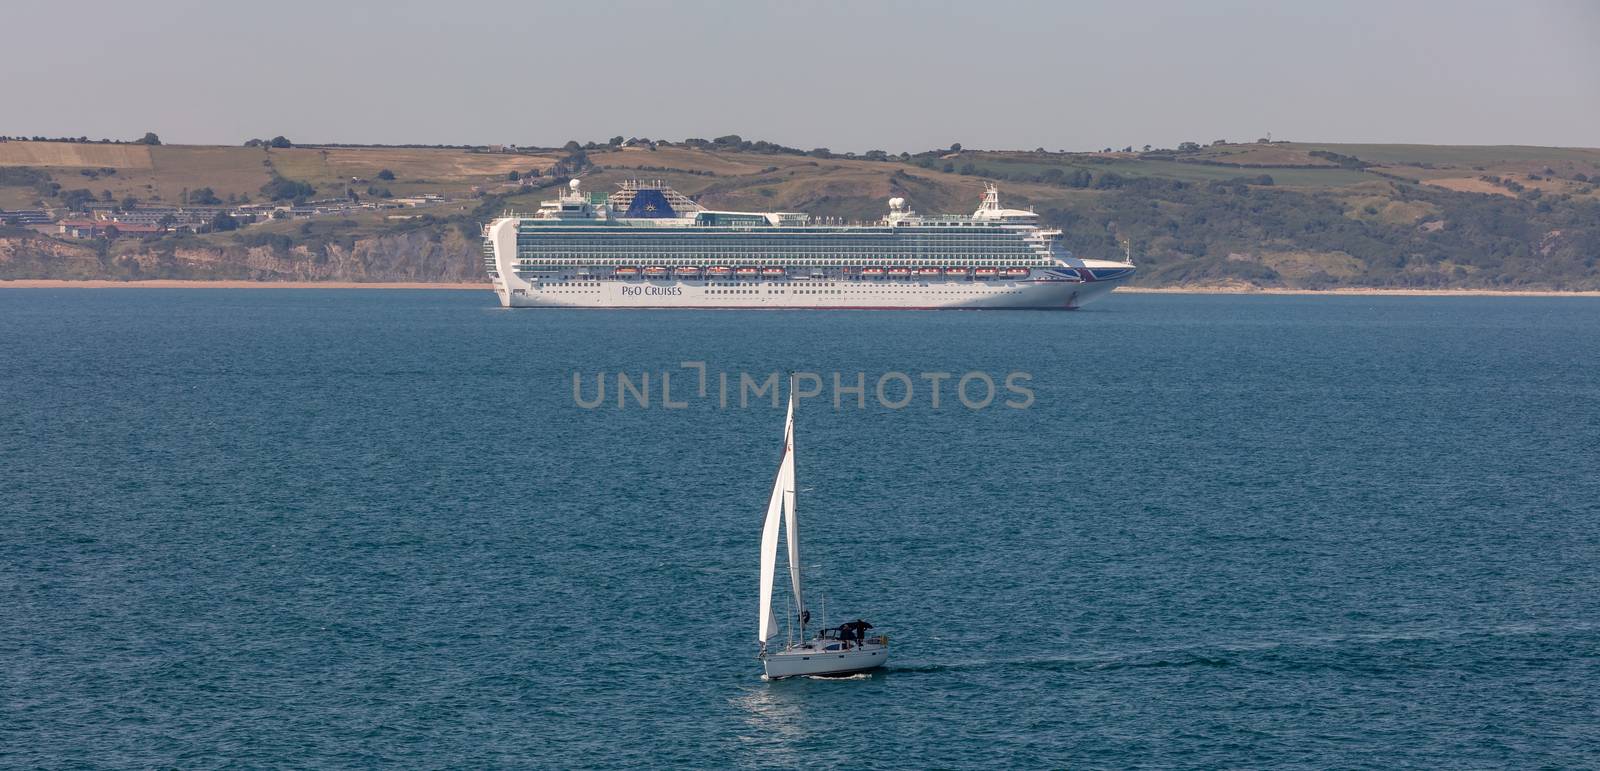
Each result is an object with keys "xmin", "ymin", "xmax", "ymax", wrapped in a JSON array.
[
  {"xmin": 58, "ymin": 220, "xmax": 162, "ymax": 238},
  {"xmin": 1, "ymin": 209, "xmax": 53, "ymax": 225}
]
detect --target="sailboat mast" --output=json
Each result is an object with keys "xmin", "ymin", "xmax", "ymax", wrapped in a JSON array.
[{"xmin": 784, "ymin": 373, "xmax": 806, "ymax": 639}]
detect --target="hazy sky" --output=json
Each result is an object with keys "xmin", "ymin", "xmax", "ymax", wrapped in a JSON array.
[{"xmin": 3, "ymin": 0, "xmax": 1595, "ymax": 151}]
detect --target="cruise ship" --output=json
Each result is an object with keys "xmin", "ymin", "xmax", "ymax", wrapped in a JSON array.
[{"xmin": 484, "ymin": 179, "xmax": 1135, "ymax": 309}]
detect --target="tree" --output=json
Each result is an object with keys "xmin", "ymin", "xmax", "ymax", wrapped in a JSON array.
[
  {"xmin": 563, "ymin": 140, "xmax": 582, "ymax": 152},
  {"xmin": 507, "ymin": 170, "xmax": 521, "ymax": 181},
  {"xmin": 1178, "ymin": 141, "xmax": 1201, "ymax": 152},
  {"xmin": 136, "ymin": 132, "xmax": 161, "ymax": 145},
  {"xmin": 189, "ymin": 187, "xmax": 222, "ymax": 205},
  {"xmin": 62, "ymin": 188, "xmax": 96, "ymax": 210},
  {"xmin": 157, "ymin": 214, "xmax": 178, "ymax": 232},
  {"xmin": 103, "ymin": 224, "xmax": 121, "ymax": 239},
  {"xmin": 121, "ymin": 195, "xmax": 139, "ymax": 211},
  {"xmin": 949, "ymin": 143, "xmax": 962, "ymax": 152},
  {"xmin": 376, "ymin": 169, "xmax": 395, "ymax": 181},
  {"xmin": 211, "ymin": 212, "xmax": 239, "ymax": 231},
  {"xmin": 609, "ymin": 136, "xmax": 624, "ymax": 146},
  {"xmin": 268, "ymin": 136, "xmax": 292, "ymax": 149},
  {"xmin": 260, "ymin": 175, "xmax": 316, "ymax": 201}
]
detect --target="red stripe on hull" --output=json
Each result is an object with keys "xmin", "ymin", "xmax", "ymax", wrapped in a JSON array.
[{"xmin": 504, "ymin": 305, "xmax": 1082, "ymax": 311}]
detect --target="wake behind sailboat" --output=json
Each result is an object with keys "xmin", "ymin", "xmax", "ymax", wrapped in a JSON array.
[{"xmin": 757, "ymin": 374, "xmax": 889, "ymax": 680}]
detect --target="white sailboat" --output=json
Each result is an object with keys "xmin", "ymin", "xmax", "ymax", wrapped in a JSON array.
[{"xmin": 758, "ymin": 374, "xmax": 889, "ymax": 679}]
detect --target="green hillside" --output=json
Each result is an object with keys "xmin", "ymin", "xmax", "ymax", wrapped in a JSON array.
[{"xmin": 3, "ymin": 137, "xmax": 1598, "ymax": 288}]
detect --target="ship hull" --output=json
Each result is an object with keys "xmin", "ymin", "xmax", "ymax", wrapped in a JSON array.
[
  {"xmin": 493, "ymin": 272, "xmax": 1129, "ymax": 310},
  {"xmin": 762, "ymin": 643, "xmax": 889, "ymax": 679}
]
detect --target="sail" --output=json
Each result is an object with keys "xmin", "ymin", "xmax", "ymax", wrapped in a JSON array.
[
  {"xmin": 757, "ymin": 442, "xmax": 787, "ymax": 644},
  {"xmin": 782, "ymin": 379, "xmax": 805, "ymax": 628}
]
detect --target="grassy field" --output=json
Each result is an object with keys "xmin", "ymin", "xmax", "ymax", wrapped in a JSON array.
[
  {"xmin": 6, "ymin": 138, "xmax": 1593, "ymax": 212},
  {"xmin": 0, "ymin": 141, "xmax": 553, "ymax": 207},
  {"xmin": 4, "ymin": 137, "xmax": 1598, "ymax": 288}
]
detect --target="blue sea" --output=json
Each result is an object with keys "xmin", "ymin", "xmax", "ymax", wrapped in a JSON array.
[{"xmin": 4, "ymin": 289, "xmax": 1599, "ymax": 768}]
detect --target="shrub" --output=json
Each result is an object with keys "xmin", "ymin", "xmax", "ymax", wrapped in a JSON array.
[{"xmin": 260, "ymin": 176, "xmax": 316, "ymax": 201}]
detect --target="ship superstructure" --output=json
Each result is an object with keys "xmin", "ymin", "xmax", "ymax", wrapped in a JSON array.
[{"xmin": 483, "ymin": 179, "xmax": 1134, "ymax": 309}]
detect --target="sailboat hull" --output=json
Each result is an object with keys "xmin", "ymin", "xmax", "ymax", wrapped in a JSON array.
[{"xmin": 762, "ymin": 643, "xmax": 889, "ymax": 679}]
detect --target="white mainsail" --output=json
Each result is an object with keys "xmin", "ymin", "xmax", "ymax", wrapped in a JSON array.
[
  {"xmin": 758, "ymin": 376, "xmax": 805, "ymax": 646},
  {"xmin": 782, "ymin": 381, "xmax": 805, "ymax": 629},
  {"xmin": 757, "ymin": 446, "xmax": 786, "ymax": 644}
]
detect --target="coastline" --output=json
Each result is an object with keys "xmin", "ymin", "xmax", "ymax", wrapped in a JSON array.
[
  {"xmin": 0, "ymin": 280, "xmax": 491, "ymax": 290},
  {"xmin": 1118, "ymin": 285, "xmax": 1600, "ymax": 298},
  {"xmin": 2, "ymin": 279, "xmax": 1597, "ymax": 297}
]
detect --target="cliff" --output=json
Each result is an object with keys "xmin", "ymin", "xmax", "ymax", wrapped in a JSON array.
[{"xmin": 0, "ymin": 227, "xmax": 485, "ymax": 282}]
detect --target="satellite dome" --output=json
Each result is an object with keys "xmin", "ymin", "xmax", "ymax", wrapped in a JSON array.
[
  {"xmin": 569, "ymin": 179, "xmax": 582, "ymax": 191},
  {"xmin": 888, "ymin": 197, "xmax": 905, "ymax": 209}
]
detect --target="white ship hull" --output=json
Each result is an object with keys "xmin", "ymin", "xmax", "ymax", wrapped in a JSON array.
[
  {"xmin": 493, "ymin": 269, "xmax": 1131, "ymax": 310},
  {"xmin": 762, "ymin": 643, "xmax": 889, "ymax": 679}
]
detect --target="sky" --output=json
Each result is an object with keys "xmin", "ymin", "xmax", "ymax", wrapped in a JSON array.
[{"xmin": 2, "ymin": 0, "xmax": 1596, "ymax": 151}]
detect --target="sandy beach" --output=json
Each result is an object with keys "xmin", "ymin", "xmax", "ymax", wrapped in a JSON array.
[
  {"xmin": 0, "ymin": 280, "xmax": 491, "ymax": 290},
  {"xmin": 1117, "ymin": 286, "xmax": 1600, "ymax": 297}
]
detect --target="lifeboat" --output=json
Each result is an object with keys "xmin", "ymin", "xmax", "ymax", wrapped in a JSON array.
[
  {"xmin": 944, "ymin": 267, "xmax": 969, "ymax": 277},
  {"xmin": 861, "ymin": 267, "xmax": 885, "ymax": 277},
  {"xmin": 761, "ymin": 267, "xmax": 786, "ymax": 277},
  {"xmin": 735, "ymin": 267, "xmax": 759, "ymax": 276},
  {"xmin": 886, "ymin": 267, "xmax": 911, "ymax": 277},
  {"xmin": 1004, "ymin": 267, "xmax": 1031, "ymax": 278},
  {"xmin": 706, "ymin": 266, "xmax": 732, "ymax": 276},
  {"xmin": 614, "ymin": 267, "xmax": 639, "ymax": 277},
  {"xmin": 675, "ymin": 266, "xmax": 702, "ymax": 276},
  {"xmin": 916, "ymin": 267, "xmax": 942, "ymax": 277},
  {"xmin": 974, "ymin": 267, "xmax": 998, "ymax": 278},
  {"xmin": 643, "ymin": 266, "xmax": 669, "ymax": 277}
]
